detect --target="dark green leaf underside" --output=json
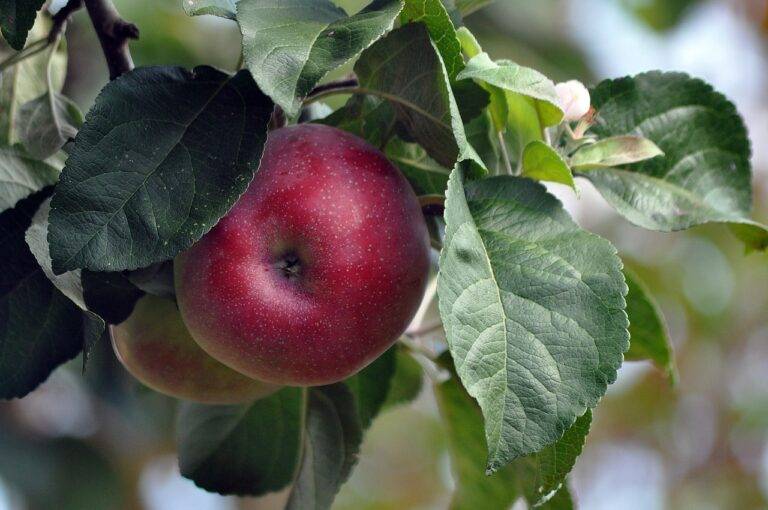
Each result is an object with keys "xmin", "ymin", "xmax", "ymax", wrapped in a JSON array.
[{"xmin": 48, "ymin": 66, "xmax": 273, "ymax": 274}]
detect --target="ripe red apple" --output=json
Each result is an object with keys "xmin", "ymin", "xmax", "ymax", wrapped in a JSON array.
[
  {"xmin": 112, "ymin": 295, "xmax": 279, "ymax": 403},
  {"xmin": 175, "ymin": 124, "xmax": 430, "ymax": 386}
]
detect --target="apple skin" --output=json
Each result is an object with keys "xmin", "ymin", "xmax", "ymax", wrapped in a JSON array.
[
  {"xmin": 111, "ymin": 295, "xmax": 279, "ymax": 404},
  {"xmin": 175, "ymin": 124, "xmax": 430, "ymax": 386}
]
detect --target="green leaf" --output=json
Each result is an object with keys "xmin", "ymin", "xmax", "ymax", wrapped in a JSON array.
[
  {"xmin": 0, "ymin": 16, "xmax": 67, "ymax": 144},
  {"xmin": 48, "ymin": 66, "xmax": 273, "ymax": 274},
  {"xmin": 457, "ymin": 52, "xmax": 563, "ymax": 127},
  {"xmin": 355, "ymin": 22, "xmax": 483, "ymax": 172},
  {"xmin": 435, "ymin": 364, "xmax": 591, "ymax": 509},
  {"xmin": 238, "ymin": 0, "xmax": 403, "ymax": 117},
  {"xmin": 0, "ymin": 144, "xmax": 60, "ymax": 213},
  {"xmin": 321, "ymin": 94, "xmax": 396, "ymax": 148},
  {"xmin": 624, "ymin": 268, "xmax": 676, "ymax": 381},
  {"xmin": 182, "ymin": 0, "xmax": 238, "ymax": 19},
  {"xmin": 24, "ymin": 197, "xmax": 106, "ymax": 368},
  {"xmin": 15, "ymin": 91, "xmax": 83, "ymax": 159},
  {"xmin": 382, "ymin": 347, "xmax": 423, "ymax": 410},
  {"xmin": 584, "ymin": 71, "xmax": 768, "ymax": 252},
  {"xmin": 177, "ymin": 387, "xmax": 305, "ymax": 495},
  {"xmin": 437, "ymin": 167, "xmax": 628, "ymax": 471},
  {"xmin": 401, "ymin": 0, "xmax": 463, "ymax": 80},
  {"xmin": 179, "ymin": 383, "xmax": 366, "ymax": 505},
  {"xmin": 345, "ymin": 347, "xmax": 396, "ymax": 430},
  {"xmin": 387, "ymin": 138, "xmax": 450, "ymax": 195},
  {"xmin": 286, "ymin": 384, "xmax": 363, "ymax": 510},
  {"xmin": 522, "ymin": 140, "xmax": 575, "ymax": 189},
  {"xmin": 0, "ymin": 0, "xmax": 45, "ymax": 50},
  {"xmin": 0, "ymin": 191, "xmax": 85, "ymax": 399},
  {"xmin": 570, "ymin": 136, "xmax": 663, "ymax": 170}
]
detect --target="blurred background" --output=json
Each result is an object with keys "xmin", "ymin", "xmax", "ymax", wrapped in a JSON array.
[{"xmin": 1, "ymin": 0, "xmax": 767, "ymax": 508}]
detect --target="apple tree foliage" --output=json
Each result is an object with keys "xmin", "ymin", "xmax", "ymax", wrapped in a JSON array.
[{"xmin": 0, "ymin": 0, "xmax": 765, "ymax": 508}]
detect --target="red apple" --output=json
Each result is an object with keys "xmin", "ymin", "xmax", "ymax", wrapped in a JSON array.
[
  {"xmin": 175, "ymin": 124, "xmax": 430, "ymax": 386},
  {"xmin": 112, "ymin": 295, "xmax": 279, "ymax": 403}
]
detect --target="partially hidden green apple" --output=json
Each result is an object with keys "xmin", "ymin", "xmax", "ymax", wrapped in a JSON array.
[{"xmin": 111, "ymin": 295, "xmax": 279, "ymax": 404}]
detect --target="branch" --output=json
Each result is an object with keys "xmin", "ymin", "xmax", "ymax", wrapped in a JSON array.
[
  {"xmin": 49, "ymin": 0, "xmax": 84, "ymax": 43},
  {"xmin": 84, "ymin": 0, "xmax": 139, "ymax": 80}
]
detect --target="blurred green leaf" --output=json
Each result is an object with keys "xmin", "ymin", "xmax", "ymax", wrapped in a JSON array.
[
  {"xmin": 570, "ymin": 136, "xmax": 663, "ymax": 170},
  {"xmin": 522, "ymin": 140, "xmax": 575, "ymax": 189},
  {"xmin": 15, "ymin": 91, "xmax": 82, "ymax": 159},
  {"xmin": 48, "ymin": 66, "xmax": 273, "ymax": 274},
  {"xmin": 0, "ymin": 144, "xmax": 60, "ymax": 213},
  {"xmin": 624, "ymin": 268, "xmax": 676, "ymax": 381},
  {"xmin": 585, "ymin": 71, "xmax": 768, "ymax": 252},
  {"xmin": 0, "ymin": 16, "xmax": 67, "ymax": 145},
  {"xmin": 438, "ymin": 166, "xmax": 627, "ymax": 471},
  {"xmin": 238, "ymin": 0, "xmax": 403, "ymax": 116}
]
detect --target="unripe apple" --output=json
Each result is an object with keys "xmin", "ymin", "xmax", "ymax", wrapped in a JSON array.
[
  {"xmin": 175, "ymin": 124, "xmax": 430, "ymax": 386},
  {"xmin": 111, "ymin": 295, "xmax": 278, "ymax": 403}
]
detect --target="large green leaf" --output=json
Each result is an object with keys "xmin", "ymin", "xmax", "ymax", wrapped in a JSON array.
[
  {"xmin": 48, "ymin": 66, "xmax": 273, "ymax": 274},
  {"xmin": 15, "ymin": 91, "xmax": 83, "ymax": 159},
  {"xmin": 0, "ymin": 191, "xmax": 85, "ymax": 399},
  {"xmin": 355, "ymin": 22, "xmax": 483, "ymax": 171},
  {"xmin": 0, "ymin": 0, "xmax": 45, "ymax": 49},
  {"xmin": 177, "ymin": 387, "xmax": 305, "ymax": 495},
  {"xmin": 0, "ymin": 144, "xmax": 60, "ymax": 213},
  {"xmin": 401, "ymin": 0, "xmax": 463, "ymax": 80},
  {"xmin": 437, "ymin": 167, "xmax": 628, "ymax": 471},
  {"xmin": 457, "ymin": 52, "xmax": 563, "ymax": 128},
  {"xmin": 584, "ymin": 71, "xmax": 768, "ymax": 252},
  {"xmin": 238, "ymin": 0, "xmax": 403, "ymax": 117},
  {"xmin": 286, "ymin": 384, "xmax": 363, "ymax": 510},
  {"xmin": 435, "ymin": 364, "xmax": 591, "ymax": 509},
  {"xmin": 624, "ymin": 268, "xmax": 676, "ymax": 380},
  {"xmin": 183, "ymin": 0, "xmax": 238, "ymax": 19}
]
